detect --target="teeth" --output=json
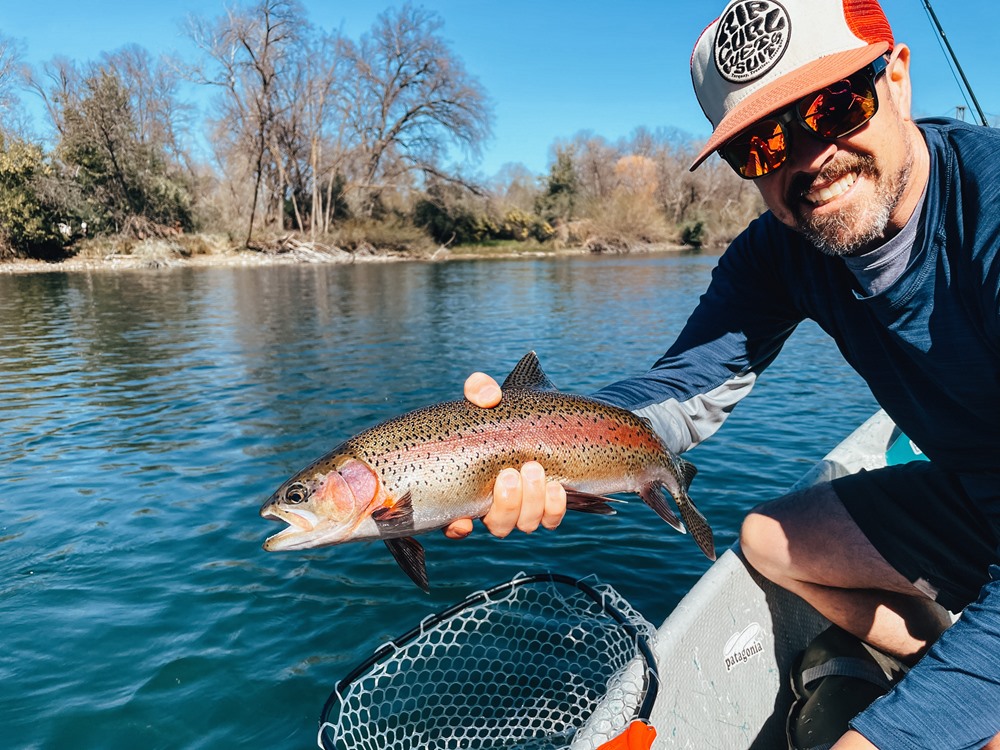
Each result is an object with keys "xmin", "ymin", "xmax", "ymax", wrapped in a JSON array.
[{"xmin": 805, "ymin": 173, "xmax": 857, "ymax": 206}]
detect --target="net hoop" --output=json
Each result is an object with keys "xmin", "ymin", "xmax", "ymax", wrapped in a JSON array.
[{"xmin": 318, "ymin": 572, "xmax": 659, "ymax": 750}]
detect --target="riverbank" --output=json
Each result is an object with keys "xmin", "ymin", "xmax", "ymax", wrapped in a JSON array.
[{"xmin": 0, "ymin": 234, "xmax": 694, "ymax": 274}]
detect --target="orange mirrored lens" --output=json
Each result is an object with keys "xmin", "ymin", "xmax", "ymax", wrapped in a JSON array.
[
  {"xmin": 798, "ymin": 76, "xmax": 877, "ymax": 138},
  {"xmin": 723, "ymin": 120, "xmax": 787, "ymax": 178}
]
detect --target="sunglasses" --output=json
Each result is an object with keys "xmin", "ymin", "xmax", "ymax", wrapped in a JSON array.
[{"xmin": 719, "ymin": 56, "xmax": 889, "ymax": 179}]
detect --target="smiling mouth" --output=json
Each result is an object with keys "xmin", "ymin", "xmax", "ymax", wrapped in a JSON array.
[{"xmin": 804, "ymin": 172, "xmax": 858, "ymax": 207}]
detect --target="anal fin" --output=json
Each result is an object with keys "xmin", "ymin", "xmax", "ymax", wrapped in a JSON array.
[
  {"xmin": 383, "ymin": 537, "xmax": 429, "ymax": 593},
  {"xmin": 639, "ymin": 483, "xmax": 685, "ymax": 533}
]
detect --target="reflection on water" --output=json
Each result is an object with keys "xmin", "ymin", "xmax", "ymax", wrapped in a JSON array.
[{"xmin": 0, "ymin": 256, "xmax": 876, "ymax": 748}]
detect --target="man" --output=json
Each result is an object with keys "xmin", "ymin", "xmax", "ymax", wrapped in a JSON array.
[{"xmin": 446, "ymin": 0, "xmax": 1000, "ymax": 747}]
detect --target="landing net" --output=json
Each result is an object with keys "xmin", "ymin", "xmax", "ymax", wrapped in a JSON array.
[{"xmin": 318, "ymin": 572, "xmax": 659, "ymax": 750}]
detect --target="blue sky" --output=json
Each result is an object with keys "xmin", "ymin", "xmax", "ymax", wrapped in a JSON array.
[{"xmin": 3, "ymin": 0, "xmax": 995, "ymax": 177}]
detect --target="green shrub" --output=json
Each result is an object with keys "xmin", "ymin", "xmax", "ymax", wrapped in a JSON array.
[
  {"xmin": 413, "ymin": 197, "xmax": 486, "ymax": 245},
  {"xmin": 0, "ymin": 138, "xmax": 68, "ymax": 259},
  {"xmin": 681, "ymin": 221, "xmax": 706, "ymax": 248},
  {"xmin": 500, "ymin": 208, "xmax": 553, "ymax": 242}
]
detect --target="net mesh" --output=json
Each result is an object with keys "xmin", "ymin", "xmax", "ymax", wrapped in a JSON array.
[{"xmin": 318, "ymin": 573, "xmax": 658, "ymax": 750}]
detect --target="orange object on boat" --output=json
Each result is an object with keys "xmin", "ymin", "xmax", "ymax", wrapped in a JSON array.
[{"xmin": 597, "ymin": 720, "xmax": 657, "ymax": 750}]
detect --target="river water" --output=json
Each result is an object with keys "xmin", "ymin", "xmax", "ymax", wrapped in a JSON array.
[{"xmin": 0, "ymin": 254, "xmax": 877, "ymax": 749}]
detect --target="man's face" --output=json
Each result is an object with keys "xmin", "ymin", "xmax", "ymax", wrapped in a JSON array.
[{"xmin": 753, "ymin": 51, "xmax": 920, "ymax": 257}]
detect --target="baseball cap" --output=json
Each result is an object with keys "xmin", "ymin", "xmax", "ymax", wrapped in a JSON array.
[{"xmin": 689, "ymin": 0, "xmax": 894, "ymax": 170}]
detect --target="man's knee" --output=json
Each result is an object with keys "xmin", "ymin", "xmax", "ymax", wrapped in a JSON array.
[{"xmin": 739, "ymin": 506, "xmax": 791, "ymax": 582}]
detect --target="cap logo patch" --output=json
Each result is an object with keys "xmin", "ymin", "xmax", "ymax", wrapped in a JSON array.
[{"xmin": 714, "ymin": 0, "xmax": 791, "ymax": 83}]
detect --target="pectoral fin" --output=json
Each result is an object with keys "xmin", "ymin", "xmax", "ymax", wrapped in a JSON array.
[
  {"xmin": 371, "ymin": 491, "xmax": 415, "ymax": 532},
  {"xmin": 374, "ymin": 493, "xmax": 428, "ymax": 592},
  {"xmin": 677, "ymin": 458, "xmax": 698, "ymax": 488},
  {"xmin": 383, "ymin": 537, "xmax": 429, "ymax": 593}
]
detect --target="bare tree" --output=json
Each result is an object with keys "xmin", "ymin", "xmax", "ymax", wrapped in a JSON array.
[
  {"xmin": 301, "ymin": 30, "xmax": 350, "ymax": 236},
  {"xmin": 270, "ymin": 28, "xmax": 351, "ymax": 237},
  {"xmin": 342, "ymin": 3, "xmax": 493, "ymax": 214},
  {"xmin": 569, "ymin": 132, "xmax": 619, "ymax": 205},
  {"xmin": 101, "ymin": 45, "xmax": 194, "ymax": 174},
  {"xmin": 490, "ymin": 162, "xmax": 539, "ymax": 213},
  {"xmin": 23, "ymin": 56, "xmax": 78, "ymax": 139},
  {"xmin": 188, "ymin": 0, "xmax": 303, "ymax": 246},
  {"xmin": 0, "ymin": 33, "xmax": 27, "ymax": 137},
  {"xmin": 645, "ymin": 131, "xmax": 764, "ymax": 245}
]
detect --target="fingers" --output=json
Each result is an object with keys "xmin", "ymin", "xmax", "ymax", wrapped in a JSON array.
[
  {"xmin": 464, "ymin": 372, "xmax": 502, "ymax": 408},
  {"xmin": 480, "ymin": 462, "xmax": 566, "ymax": 538},
  {"xmin": 515, "ymin": 461, "xmax": 547, "ymax": 534},
  {"xmin": 445, "ymin": 466, "xmax": 566, "ymax": 539},
  {"xmin": 541, "ymin": 481, "xmax": 568, "ymax": 531},
  {"xmin": 443, "ymin": 517, "xmax": 474, "ymax": 539},
  {"xmin": 482, "ymin": 467, "xmax": 524, "ymax": 537},
  {"xmin": 453, "ymin": 369, "xmax": 564, "ymax": 540}
]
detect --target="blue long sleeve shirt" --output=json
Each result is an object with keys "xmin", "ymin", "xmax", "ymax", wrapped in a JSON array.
[
  {"xmin": 595, "ymin": 118, "xmax": 1000, "ymax": 747},
  {"xmin": 596, "ymin": 118, "xmax": 1000, "ymax": 487}
]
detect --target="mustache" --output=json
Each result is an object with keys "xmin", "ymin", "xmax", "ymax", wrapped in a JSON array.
[{"xmin": 788, "ymin": 154, "xmax": 880, "ymax": 205}]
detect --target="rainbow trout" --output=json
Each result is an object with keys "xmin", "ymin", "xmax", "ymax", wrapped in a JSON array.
[{"xmin": 260, "ymin": 352, "xmax": 714, "ymax": 590}]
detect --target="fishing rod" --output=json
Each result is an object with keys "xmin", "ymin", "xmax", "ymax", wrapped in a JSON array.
[{"xmin": 920, "ymin": 0, "xmax": 990, "ymax": 127}]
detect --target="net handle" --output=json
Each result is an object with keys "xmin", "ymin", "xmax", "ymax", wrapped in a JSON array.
[{"xmin": 320, "ymin": 572, "xmax": 660, "ymax": 729}]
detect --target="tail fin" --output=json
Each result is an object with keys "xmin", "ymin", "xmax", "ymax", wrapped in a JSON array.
[
  {"xmin": 677, "ymin": 495, "xmax": 716, "ymax": 561},
  {"xmin": 643, "ymin": 478, "xmax": 716, "ymax": 560},
  {"xmin": 669, "ymin": 456, "xmax": 714, "ymax": 559}
]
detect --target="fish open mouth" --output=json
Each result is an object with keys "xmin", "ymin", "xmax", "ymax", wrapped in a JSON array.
[
  {"xmin": 260, "ymin": 504, "xmax": 320, "ymax": 550},
  {"xmin": 260, "ymin": 505, "xmax": 318, "ymax": 531}
]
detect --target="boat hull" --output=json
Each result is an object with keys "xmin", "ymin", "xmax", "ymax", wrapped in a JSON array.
[{"xmin": 648, "ymin": 410, "xmax": 908, "ymax": 748}]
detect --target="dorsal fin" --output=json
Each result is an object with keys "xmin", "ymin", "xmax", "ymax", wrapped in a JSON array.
[{"xmin": 501, "ymin": 351, "xmax": 558, "ymax": 391}]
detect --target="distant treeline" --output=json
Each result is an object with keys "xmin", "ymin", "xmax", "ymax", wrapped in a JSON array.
[{"xmin": 0, "ymin": 0, "xmax": 763, "ymax": 260}]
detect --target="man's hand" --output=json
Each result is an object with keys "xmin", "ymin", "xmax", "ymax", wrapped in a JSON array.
[{"xmin": 442, "ymin": 372, "xmax": 568, "ymax": 539}]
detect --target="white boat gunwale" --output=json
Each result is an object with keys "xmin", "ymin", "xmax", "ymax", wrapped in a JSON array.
[{"xmin": 648, "ymin": 409, "xmax": 908, "ymax": 749}]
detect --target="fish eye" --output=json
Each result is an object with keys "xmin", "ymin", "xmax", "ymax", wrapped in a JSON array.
[{"xmin": 284, "ymin": 483, "xmax": 308, "ymax": 504}]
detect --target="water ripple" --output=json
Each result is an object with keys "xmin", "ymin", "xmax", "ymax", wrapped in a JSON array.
[{"xmin": 0, "ymin": 259, "xmax": 877, "ymax": 748}]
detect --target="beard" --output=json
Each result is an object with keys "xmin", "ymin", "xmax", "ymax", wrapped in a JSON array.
[{"xmin": 791, "ymin": 143, "xmax": 913, "ymax": 257}]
